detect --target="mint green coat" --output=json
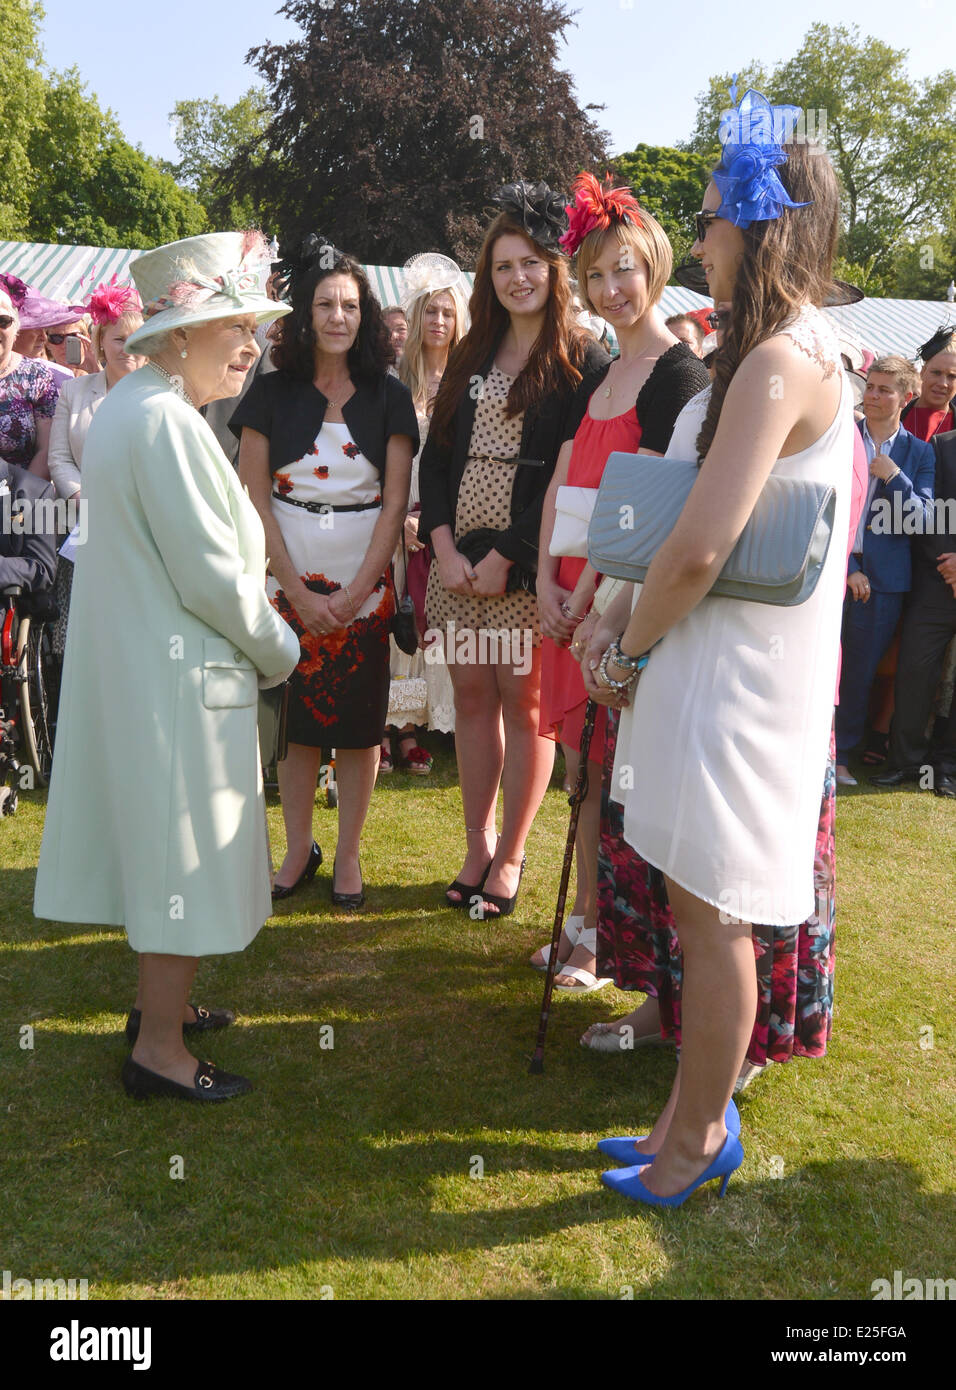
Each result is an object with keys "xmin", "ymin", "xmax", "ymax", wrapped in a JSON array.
[{"xmin": 34, "ymin": 369, "xmax": 302, "ymax": 955}]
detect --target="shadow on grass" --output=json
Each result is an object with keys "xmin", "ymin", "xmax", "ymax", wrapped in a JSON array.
[{"xmin": 4, "ymin": 843, "xmax": 954, "ymax": 1298}]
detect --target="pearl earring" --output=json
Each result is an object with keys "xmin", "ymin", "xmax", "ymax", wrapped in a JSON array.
[{"xmin": 180, "ymin": 348, "xmax": 188, "ymax": 360}]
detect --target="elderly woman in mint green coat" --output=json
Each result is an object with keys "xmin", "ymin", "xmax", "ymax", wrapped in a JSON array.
[{"xmin": 34, "ymin": 232, "xmax": 300, "ymax": 1104}]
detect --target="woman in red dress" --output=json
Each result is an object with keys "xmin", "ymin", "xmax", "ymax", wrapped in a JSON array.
[{"xmin": 533, "ymin": 176, "xmax": 709, "ymax": 988}]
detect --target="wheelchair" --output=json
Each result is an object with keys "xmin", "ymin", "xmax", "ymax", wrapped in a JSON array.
[{"xmin": 0, "ymin": 585, "xmax": 61, "ymax": 815}]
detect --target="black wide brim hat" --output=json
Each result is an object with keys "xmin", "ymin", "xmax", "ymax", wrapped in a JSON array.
[{"xmin": 672, "ymin": 256, "xmax": 863, "ymax": 306}]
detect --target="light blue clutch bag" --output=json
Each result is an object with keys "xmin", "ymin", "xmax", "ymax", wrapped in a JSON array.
[{"xmin": 587, "ymin": 453, "xmax": 836, "ymax": 607}]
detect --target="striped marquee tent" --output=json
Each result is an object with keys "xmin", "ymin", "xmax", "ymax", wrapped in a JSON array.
[{"xmin": 3, "ymin": 238, "xmax": 954, "ymax": 361}]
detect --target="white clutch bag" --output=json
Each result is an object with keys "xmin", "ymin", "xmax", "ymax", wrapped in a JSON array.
[{"xmin": 550, "ymin": 485, "xmax": 599, "ymax": 558}]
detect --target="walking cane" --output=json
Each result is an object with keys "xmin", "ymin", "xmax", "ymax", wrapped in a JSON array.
[{"xmin": 529, "ymin": 698, "xmax": 598, "ymax": 1074}]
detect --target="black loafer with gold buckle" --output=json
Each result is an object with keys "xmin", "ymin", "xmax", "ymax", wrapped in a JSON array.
[
  {"xmin": 121, "ymin": 1057, "xmax": 252, "ymax": 1102},
  {"xmin": 124, "ymin": 1003, "xmax": 235, "ymax": 1048}
]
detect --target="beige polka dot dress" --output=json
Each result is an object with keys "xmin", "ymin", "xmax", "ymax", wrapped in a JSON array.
[{"xmin": 425, "ymin": 365, "xmax": 541, "ymax": 642}]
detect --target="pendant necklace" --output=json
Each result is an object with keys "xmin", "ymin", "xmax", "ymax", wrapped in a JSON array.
[
  {"xmin": 604, "ymin": 346, "xmax": 657, "ymax": 398},
  {"xmin": 318, "ymin": 379, "xmax": 352, "ymax": 412}
]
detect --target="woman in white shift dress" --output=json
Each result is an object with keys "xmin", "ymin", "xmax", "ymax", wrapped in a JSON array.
[{"xmin": 581, "ymin": 108, "xmax": 853, "ymax": 1205}]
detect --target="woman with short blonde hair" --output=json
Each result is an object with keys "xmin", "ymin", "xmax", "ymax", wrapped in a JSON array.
[{"xmin": 532, "ymin": 176, "xmax": 708, "ymax": 989}]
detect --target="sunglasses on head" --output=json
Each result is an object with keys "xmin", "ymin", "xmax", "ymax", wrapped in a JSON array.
[
  {"xmin": 0, "ymin": 315, "xmax": 14, "ymax": 330},
  {"xmin": 695, "ymin": 211, "xmax": 719, "ymax": 243}
]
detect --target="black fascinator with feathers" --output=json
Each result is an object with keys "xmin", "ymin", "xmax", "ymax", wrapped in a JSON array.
[
  {"xmin": 489, "ymin": 181, "xmax": 569, "ymax": 252},
  {"xmin": 917, "ymin": 322, "xmax": 956, "ymax": 362},
  {"xmin": 274, "ymin": 233, "xmax": 345, "ymax": 298}
]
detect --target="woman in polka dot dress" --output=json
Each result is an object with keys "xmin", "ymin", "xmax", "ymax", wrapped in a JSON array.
[{"xmin": 419, "ymin": 183, "xmax": 608, "ymax": 917}]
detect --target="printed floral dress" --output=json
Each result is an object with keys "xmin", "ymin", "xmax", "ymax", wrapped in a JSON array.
[
  {"xmin": 268, "ymin": 422, "xmax": 393, "ymax": 748},
  {"xmin": 595, "ymin": 710, "xmax": 836, "ymax": 1063}
]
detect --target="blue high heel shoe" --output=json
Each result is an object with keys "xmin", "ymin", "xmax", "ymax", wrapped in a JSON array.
[
  {"xmin": 597, "ymin": 1098, "xmax": 740, "ymax": 1167},
  {"xmin": 601, "ymin": 1132, "xmax": 744, "ymax": 1207}
]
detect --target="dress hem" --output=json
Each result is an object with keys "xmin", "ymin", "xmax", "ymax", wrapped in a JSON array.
[{"xmin": 622, "ymin": 835, "xmax": 813, "ymax": 929}]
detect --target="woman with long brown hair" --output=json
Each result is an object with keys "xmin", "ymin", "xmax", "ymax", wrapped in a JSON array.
[
  {"xmin": 419, "ymin": 182, "xmax": 608, "ymax": 917},
  {"xmin": 581, "ymin": 91, "xmax": 853, "ymax": 1205}
]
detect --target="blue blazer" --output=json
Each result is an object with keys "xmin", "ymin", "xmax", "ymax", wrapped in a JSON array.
[{"xmin": 849, "ymin": 423, "xmax": 936, "ymax": 593}]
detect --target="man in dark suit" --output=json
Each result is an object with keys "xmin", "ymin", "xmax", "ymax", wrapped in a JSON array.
[
  {"xmin": 835, "ymin": 357, "xmax": 936, "ymax": 785},
  {"xmin": 0, "ymin": 460, "xmax": 58, "ymax": 595},
  {"xmin": 873, "ymin": 428, "xmax": 956, "ymax": 797}
]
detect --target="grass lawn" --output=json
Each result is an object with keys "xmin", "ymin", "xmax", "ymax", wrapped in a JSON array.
[{"xmin": 1, "ymin": 741, "xmax": 953, "ymax": 1301}]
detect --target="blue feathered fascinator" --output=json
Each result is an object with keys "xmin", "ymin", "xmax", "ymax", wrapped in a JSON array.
[{"xmin": 713, "ymin": 82, "xmax": 812, "ymax": 229}]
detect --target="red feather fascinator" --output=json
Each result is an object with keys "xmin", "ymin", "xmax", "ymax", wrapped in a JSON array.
[
  {"xmin": 87, "ymin": 274, "xmax": 142, "ymax": 325},
  {"xmin": 560, "ymin": 172, "xmax": 643, "ymax": 257}
]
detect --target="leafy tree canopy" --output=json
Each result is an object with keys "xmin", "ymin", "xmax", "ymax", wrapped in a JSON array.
[
  {"xmin": 25, "ymin": 70, "xmax": 206, "ymax": 247},
  {"xmin": 0, "ymin": 0, "xmax": 47, "ymax": 237},
  {"xmin": 166, "ymin": 88, "xmax": 270, "ymax": 229},
  {"xmin": 230, "ymin": 0, "xmax": 610, "ymax": 263}
]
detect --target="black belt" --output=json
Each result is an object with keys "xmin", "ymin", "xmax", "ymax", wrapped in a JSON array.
[{"xmin": 272, "ymin": 491, "xmax": 382, "ymax": 514}]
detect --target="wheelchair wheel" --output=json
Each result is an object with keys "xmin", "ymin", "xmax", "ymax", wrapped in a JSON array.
[{"xmin": 17, "ymin": 616, "xmax": 58, "ymax": 786}]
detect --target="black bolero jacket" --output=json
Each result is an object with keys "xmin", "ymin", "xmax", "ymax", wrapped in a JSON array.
[
  {"xmin": 229, "ymin": 370, "xmax": 419, "ymax": 483},
  {"xmin": 418, "ymin": 336, "xmax": 609, "ymax": 572},
  {"xmin": 567, "ymin": 342, "xmax": 710, "ymax": 454}
]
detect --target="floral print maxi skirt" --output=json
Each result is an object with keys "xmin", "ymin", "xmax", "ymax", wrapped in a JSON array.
[{"xmin": 595, "ymin": 710, "xmax": 836, "ymax": 1064}]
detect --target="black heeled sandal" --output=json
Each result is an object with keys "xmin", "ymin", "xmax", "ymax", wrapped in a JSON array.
[
  {"xmin": 477, "ymin": 855, "xmax": 527, "ymax": 920},
  {"xmin": 444, "ymin": 858, "xmax": 493, "ymax": 910},
  {"xmin": 445, "ymin": 827, "xmax": 499, "ymax": 909}
]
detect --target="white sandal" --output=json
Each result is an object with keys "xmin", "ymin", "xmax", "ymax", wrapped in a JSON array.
[
  {"xmin": 580, "ymin": 1020, "xmax": 670, "ymax": 1051},
  {"xmin": 553, "ymin": 924, "xmax": 613, "ymax": 994},
  {"xmin": 529, "ymin": 914, "xmax": 584, "ymax": 970}
]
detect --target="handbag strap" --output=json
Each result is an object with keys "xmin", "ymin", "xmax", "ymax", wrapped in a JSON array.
[{"xmin": 391, "ymin": 515, "xmax": 411, "ymax": 603}]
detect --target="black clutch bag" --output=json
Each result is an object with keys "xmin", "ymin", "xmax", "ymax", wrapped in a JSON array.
[
  {"xmin": 390, "ymin": 527, "xmax": 420, "ymax": 655},
  {"xmin": 457, "ymin": 528, "xmax": 536, "ymax": 593}
]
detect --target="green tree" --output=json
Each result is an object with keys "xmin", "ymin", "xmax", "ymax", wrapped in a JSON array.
[
  {"xmin": 0, "ymin": 0, "xmax": 47, "ymax": 236},
  {"xmin": 167, "ymin": 88, "xmax": 270, "ymax": 229},
  {"xmin": 611, "ymin": 145, "xmax": 711, "ymax": 274},
  {"xmin": 25, "ymin": 69, "xmax": 206, "ymax": 247},
  {"xmin": 890, "ymin": 232, "xmax": 956, "ymax": 301},
  {"xmin": 232, "ymin": 0, "xmax": 610, "ymax": 263}
]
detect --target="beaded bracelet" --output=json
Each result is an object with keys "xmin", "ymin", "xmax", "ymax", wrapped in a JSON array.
[{"xmin": 596, "ymin": 648, "xmax": 636, "ymax": 692}]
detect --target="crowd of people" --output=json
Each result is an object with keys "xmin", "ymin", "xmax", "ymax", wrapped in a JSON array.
[{"xmin": 4, "ymin": 82, "xmax": 956, "ymax": 1210}]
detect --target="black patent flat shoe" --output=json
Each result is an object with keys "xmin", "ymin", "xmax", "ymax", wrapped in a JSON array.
[
  {"xmin": 124, "ymin": 1003, "xmax": 235, "ymax": 1048},
  {"xmin": 331, "ymin": 858, "xmax": 365, "ymax": 910},
  {"xmin": 121, "ymin": 1056, "xmax": 252, "ymax": 1102},
  {"xmin": 272, "ymin": 840, "xmax": 322, "ymax": 900}
]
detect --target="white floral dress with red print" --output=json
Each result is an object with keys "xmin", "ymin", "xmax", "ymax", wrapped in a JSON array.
[{"xmin": 269, "ymin": 422, "xmax": 394, "ymax": 748}]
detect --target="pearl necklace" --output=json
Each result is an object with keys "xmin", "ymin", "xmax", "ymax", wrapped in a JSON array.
[{"xmin": 149, "ymin": 360, "xmax": 197, "ymax": 408}]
